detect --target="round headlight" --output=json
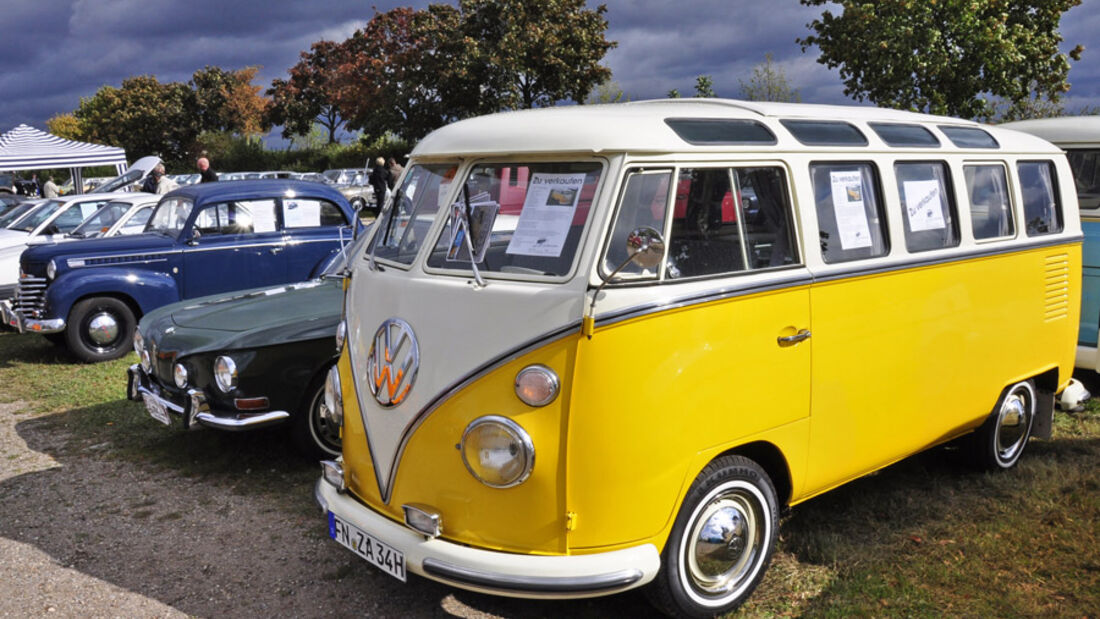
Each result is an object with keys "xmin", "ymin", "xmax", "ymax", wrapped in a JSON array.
[
  {"xmin": 173, "ymin": 363, "xmax": 189, "ymax": 389},
  {"xmin": 514, "ymin": 365, "xmax": 560, "ymax": 407},
  {"xmin": 134, "ymin": 331, "xmax": 152, "ymax": 372},
  {"xmin": 460, "ymin": 416, "xmax": 534, "ymax": 488},
  {"xmin": 214, "ymin": 356, "xmax": 237, "ymax": 392},
  {"xmin": 323, "ymin": 365, "xmax": 344, "ymax": 428},
  {"xmin": 46, "ymin": 259, "xmax": 57, "ymax": 280},
  {"xmin": 335, "ymin": 320, "xmax": 347, "ymax": 354}
]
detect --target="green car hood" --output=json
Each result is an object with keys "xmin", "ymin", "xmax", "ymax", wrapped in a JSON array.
[{"xmin": 140, "ymin": 279, "xmax": 344, "ymax": 357}]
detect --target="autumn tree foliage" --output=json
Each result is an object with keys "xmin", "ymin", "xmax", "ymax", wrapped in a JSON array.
[
  {"xmin": 269, "ymin": 0, "xmax": 615, "ymax": 142},
  {"xmin": 799, "ymin": 0, "xmax": 1084, "ymax": 120},
  {"xmin": 267, "ymin": 41, "xmax": 349, "ymax": 143},
  {"xmin": 64, "ymin": 68, "xmax": 271, "ymax": 166}
]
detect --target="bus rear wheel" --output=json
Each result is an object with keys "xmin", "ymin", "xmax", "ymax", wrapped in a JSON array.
[
  {"xmin": 973, "ymin": 380, "xmax": 1036, "ymax": 470},
  {"xmin": 649, "ymin": 455, "xmax": 778, "ymax": 618}
]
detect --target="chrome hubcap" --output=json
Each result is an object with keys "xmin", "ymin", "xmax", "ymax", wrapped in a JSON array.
[
  {"xmin": 313, "ymin": 395, "xmax": 340, "ymax": 452},
  {"xmin": 996, "ymin": 389, "xmax": 1032, "ymax": 462},
  {"xmin": 686, "ymin": 489, "xmax": 763, "ymax": 597},
  {"xmin": 86, "ymin": 312, "xmax": 119, "ymax": 346}
]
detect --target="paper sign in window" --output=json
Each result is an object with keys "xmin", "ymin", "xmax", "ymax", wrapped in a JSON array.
[
  {"xmin": 506, "ymin": 173, "xmax": 585, "ymax": 257},
  {"xmin": 251, "ymin": 203, "xmax": 278, "ymax": 233},
  {"xmin": 902, "ymin": 180, "xmax": 946, "ymax": 232},
  {"xmin": 829, "ymin": 171, "xmax": 873, "ymax": 249},
  {"xmin": 284, "ymin": 200, "xmax": 321, "ymax": 228},
  {"xmin": 80, "ymin": 203, "xmax": 100, "ymax": 219}
]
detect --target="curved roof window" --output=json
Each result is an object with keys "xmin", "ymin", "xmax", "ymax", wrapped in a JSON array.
[
  {"xmin": 664, "ymin": 118, "xmax": 777, "ymax": 145},
  {"xmin": 780, "ymin": 119, "xmax": 868, "ymax": 146}
]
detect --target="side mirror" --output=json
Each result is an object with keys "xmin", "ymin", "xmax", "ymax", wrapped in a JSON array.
[{"xmin": 624, "ymin": 226, "xmax": 665, "ymax": 271}]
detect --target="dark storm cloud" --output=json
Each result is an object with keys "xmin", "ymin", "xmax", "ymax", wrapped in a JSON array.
[
  {"xmin": 599, "ymin": 0, "xmax": 842, "ymax": 102},
  {"xmin": 1, "ymin": 0, "xmax": 1097, "ymax": 135}
]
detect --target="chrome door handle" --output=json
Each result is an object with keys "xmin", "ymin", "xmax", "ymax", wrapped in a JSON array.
[
  {"xmin": 777, "ymin": 329, "xmax": 811, "ymax": 345},
  {"xmin": 269, "ymin": 246, "xmax": 283, "ymax": 255}
]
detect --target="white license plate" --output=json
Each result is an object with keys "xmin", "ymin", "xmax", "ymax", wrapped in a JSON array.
[
  {"xmin": 329, "ymin": 512, "xmax": 406, "ymax": 582},
  {"xmin": 142, "ymin": 393, "xmax": 171, "ymax": 426}
]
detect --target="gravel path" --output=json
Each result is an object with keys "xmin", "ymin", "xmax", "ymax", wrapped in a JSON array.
[{"xmin": 0, "ymin": 401, "xmax": 658, "ymax": 618}]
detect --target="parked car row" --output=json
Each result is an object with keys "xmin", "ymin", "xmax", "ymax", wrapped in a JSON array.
[{"xmin": 6, "ymin": 101, "xmax": 1095, "ymax": 617}]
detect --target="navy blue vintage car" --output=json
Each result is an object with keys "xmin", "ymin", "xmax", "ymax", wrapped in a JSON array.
[{"xmin": 1, "ymin": 180, "xmax": 359, "ymax": 362}]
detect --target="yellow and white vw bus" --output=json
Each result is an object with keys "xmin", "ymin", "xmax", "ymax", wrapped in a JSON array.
[{"xmin": 315, "ymin": 100, "xmax": 1081, "ymax": 617}]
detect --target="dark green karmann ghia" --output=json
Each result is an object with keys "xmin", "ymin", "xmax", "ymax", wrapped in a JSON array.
[{"xmin": 125, "ymin": 237, "xmax": 362, "ymax": 458}]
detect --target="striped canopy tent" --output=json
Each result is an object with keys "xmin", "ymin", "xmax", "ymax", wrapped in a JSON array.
[{"xmin": 0, "ymin": 124, "xmax": 127, "ymax": 194}]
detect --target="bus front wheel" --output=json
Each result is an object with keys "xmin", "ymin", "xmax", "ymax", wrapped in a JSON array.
[{"xmin": 649, "ymin": 455, "xmax": 778, "ymax": 618}]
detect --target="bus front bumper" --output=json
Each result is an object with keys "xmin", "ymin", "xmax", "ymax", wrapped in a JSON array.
[{"xmin": 315, "ymin": 473, "xmax": 661, "ymax": 599}]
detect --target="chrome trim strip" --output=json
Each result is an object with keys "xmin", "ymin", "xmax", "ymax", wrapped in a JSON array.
[
  {"xmin": 596, "ymin": 273, "xmax": 813, "ymax": 328},
  {"xmin": 185, "ymin": 242, "xmax": 285, "ymax": 254},
  {"xmin": 134, "ymin": 384, "xmax": 185, "ymax": 414},
  {"xmin": 70, "ymin": 258, "xmax": 168, "ymax": 268},
  {"xmin": 811, "ymin": 235, "xmax": 1083, "ymax": 285},
  {"xmin": 66, "ymin": 251, "xmax": 178, "ymax": 266},
  {"xmin": 376, "ymin": 321, "xmax": 580, "ymax": 504},
  {"xmin": 421, "ymin": 558, "xmax": 644, "ymax": 594},
  {"xmin": 594, "ymin": 236, "xmax": 1083, "ymax": 328}
]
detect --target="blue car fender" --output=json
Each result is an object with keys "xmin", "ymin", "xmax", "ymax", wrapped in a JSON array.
[{"xmin": 46, "ymin": 269, "xmax": 181, "ymax": 321}]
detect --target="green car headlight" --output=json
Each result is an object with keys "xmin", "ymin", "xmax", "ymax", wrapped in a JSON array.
[
  {"xmin": 323, "ymin": 365, "xmax": 343, "ymax": 428},
  {"xmin": 214, "ymin": 356, "xmax": 237, "ymax": 392},
  {"xmin": 460, "ymin": 416, "xmax": 534, "ymax": 488}
]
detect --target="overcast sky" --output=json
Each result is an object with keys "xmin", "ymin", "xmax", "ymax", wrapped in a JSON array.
[{"xmin": 1, "ymin": 0, "xmax": 1097, "ymax": 139}]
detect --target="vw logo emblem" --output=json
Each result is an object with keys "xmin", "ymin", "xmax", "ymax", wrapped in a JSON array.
[{"xmin": 366, "ymin": 318, "xmax": 420, "ymax": 407}]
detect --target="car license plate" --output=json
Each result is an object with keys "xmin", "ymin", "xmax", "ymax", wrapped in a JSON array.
[
  {"xmin": 329, "ymin": 512, "xmax": 406, "ymax": 582},
  {"xmin": 142, "ymin": 393, "xmax": 171, "ymax": 426}
]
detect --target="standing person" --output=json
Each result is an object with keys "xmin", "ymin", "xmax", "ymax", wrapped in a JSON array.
[
  {"xmin": 42, "ymin": 176, "xmax": 59, "ymax": 198},
  {"xmin": 386, "ymin": 157, "xmax": 403, "ymax": 190},
  {"xmin": 369, "ymin": 157, "xmax": 390, "ymax": 212},
  {"xmin": 30, "ymin": 173, "xmax": 41, "ymax": 197},
  {"xmin": 152, "ymin": 164, "xmax": 179, "ymax": 195},
  {"xmin": 197, "ymin": 157, "xmax": 218, "ymax": 183}
]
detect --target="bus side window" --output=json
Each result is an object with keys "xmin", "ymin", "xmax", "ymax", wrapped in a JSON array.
[
  {"xmin": 964, "ymin": 164, "xmax": 1014, "ymax": 240},
  {"xmin": 894, "ymin": 161, "xmax": 959, "ymax": 252},
  {"xmin": 603, "ymin": 169, "xmax": 671, "ymax": 278},
  {"xmin": 810, "ymin": 162, "xmax": 889, "ymax": 263},
  {"xmin": 667, "ymin": 168, "xmax": 746, "ymax": 279},
  {"xmin": 1018, "ymin": 161, "xmax": 1063, "ymax": 236},
  {"xmin": 736, "ymin": 167, "xmax": 799, "ymax": 268}
]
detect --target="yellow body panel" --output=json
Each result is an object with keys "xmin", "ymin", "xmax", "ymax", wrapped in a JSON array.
[
  {"xmin": 800, "ymin": 244, "xmax": 1080, "ymax": 497},
  {"xmin": 566, "ymin": 286, "xmax": 812, "ymax": 550},
  {"xmin": 338, "ymin": 243, "xmax": 1079, "ymax": 557},
  {"xmin": 340, "ymin": 336, "xmax": 581, "ymax": 554}
]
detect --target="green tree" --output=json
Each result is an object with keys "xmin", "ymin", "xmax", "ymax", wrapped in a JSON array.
[
  {"xmin": 458, "ymin": 0, "xmax": 616, "ymax": 109},
  {"xmin": 667, "ymin": 89, "xmax": 681, "ymax": 99},
  {"xmin": 267, "ymin": 41, "xmax": 349, "ymax": 143},
  {"xmin": 798, "ymin": 0, "xmax": 1084, "ymax": 120},
  {"xmin": 73, "ymin": 75, "xmax": 199, "ymax": 164},
  {"xmin": 739, "ymin": 53, "xmax": 801, "ymax": 102},
  {"xmin": 585, "ymin": 75, "xmax": 627, "ymax": 104},
  {"xmin": 693, "ymin": 75, "xmax": 715, "ymax": 98}
]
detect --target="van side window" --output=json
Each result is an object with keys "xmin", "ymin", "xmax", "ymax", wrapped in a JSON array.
[
  {"xmin": 665, "ymin": 167, "xmax": 798, "ymax": 279},
  {"xmin": 810, "ymin": 163, "xmax": 888, "ymax": 263},
  {"xmin": 964, "ymin": 165, "xmax": 1014, "ymax": 240},
  {"xmin": 603, "ymin": 169, "xmax": 671, "ymax": 278},
  {"xmin": 894, "ymin": 161, "xmax": 959, "ymax": 252},
  {"xmin": 1018, "ymin": 161, "xmax": 1063, "ymax": 236},
  {"xmin": 1066, "ymin": 150, "xmax": 1100, "ymax": 211}
]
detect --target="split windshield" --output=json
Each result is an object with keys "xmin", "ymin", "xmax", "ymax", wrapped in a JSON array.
[
  {"xmin": 425, "ymin": 161, "xmax": 603, "ymax": 277},
  {"xmin": 367, "ymin": 163, "xmax": 459, "ymax": 265}
]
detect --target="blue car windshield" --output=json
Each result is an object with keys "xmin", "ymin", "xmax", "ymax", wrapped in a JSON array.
[{"xmin": 146, "ymin": 197, "xmax": 194, "ymax": 235}]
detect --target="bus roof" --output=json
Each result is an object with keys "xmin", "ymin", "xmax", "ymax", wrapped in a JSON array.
[
  {"xmin": 999, "ymin": 116, "xmax": 1100, "ymax": 148},
  {"xmin": 411, "ymin": 98, "xmax": 1060, "ymax": 158}
]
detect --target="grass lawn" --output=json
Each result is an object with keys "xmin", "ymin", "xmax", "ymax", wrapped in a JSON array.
[{"xmin": 1, "ymin": 330, "xmax": 1097, "ymax": 617}]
